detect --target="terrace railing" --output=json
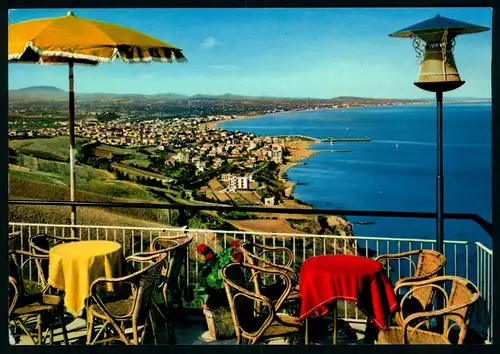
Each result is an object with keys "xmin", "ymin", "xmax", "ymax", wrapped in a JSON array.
[{"xmin": 8, "ymin": 222, "xmax": 494, "ymax": 344}]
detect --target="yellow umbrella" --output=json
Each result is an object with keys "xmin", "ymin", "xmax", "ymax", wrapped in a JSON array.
[{"xmin": 9, "ymin": 11, "xmax": 187, "ymax": 229}]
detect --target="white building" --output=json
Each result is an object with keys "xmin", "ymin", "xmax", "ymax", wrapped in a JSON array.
[
  {"xmin": 228, "ymin": 176, "xmax": 251, "ymax": 192},
  {"xmin": 195, "ymin": 161, "xmax": 206, "ymax": 172}
]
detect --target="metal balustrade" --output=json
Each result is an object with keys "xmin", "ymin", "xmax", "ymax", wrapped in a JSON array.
[{"xmin": 8, "ymin": 222, "xmax": 494, "ymax": 344}]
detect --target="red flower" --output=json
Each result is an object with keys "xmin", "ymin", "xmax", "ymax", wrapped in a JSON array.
[
  {"xmin": 232, "ymin": 252, "xmax": 243, "ymax": 262},
  {"xmin": 205, "ymin": 253, "xmax": 214, "ymax": 260},
  {"xmin": 230, "ymin": 240, "xmax": 240, "ymax": 249},
  {"xmin": 197, "ymin": 244, "xmax": 207, "ymax": 254}
]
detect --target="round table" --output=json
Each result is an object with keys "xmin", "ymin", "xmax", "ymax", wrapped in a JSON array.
[
  {"xmin": 48, "ymin": 240, "xmax": 125, "ymax": 317},
  {"xmin": 298, "ymin": 255, "xmax": 398, "ymax": 344}
]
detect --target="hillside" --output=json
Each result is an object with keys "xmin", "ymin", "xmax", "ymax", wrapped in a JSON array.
[{"xmin": 8, "ymin": 136, "xmax": 354, "ymax": 237}]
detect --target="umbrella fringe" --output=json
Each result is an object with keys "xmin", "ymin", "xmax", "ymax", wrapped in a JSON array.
[{"xmin": 9, "ymin": 41, "xmax": 187, "ymax": 65}]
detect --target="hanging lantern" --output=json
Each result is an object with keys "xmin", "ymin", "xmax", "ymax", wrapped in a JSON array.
[{"xmin": 389, "ymin": 14, "xmax": 490, "ymax": 92}]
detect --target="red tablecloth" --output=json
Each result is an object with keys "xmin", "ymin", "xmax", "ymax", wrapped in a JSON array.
[{"xmin": 299, "ymin": 255, "xmax": 398, "ymax": 329}]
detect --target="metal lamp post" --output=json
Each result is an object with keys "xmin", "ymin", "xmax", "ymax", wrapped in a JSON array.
[{"xmin": 389, "ymin": 14, "xmax": 490, "ymax": 254}]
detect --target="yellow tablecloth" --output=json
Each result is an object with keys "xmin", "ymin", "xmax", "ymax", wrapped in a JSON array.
[{"xmin": 48, "ymin": 240, "xmax": 125, "ymax": 317}]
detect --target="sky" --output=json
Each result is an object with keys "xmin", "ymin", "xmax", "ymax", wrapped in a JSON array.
[{"xmin": 8, "ymin": 8, "xmax": 492, "ymax": 99}]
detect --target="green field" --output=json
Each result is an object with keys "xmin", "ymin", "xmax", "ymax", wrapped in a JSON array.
[
  {"xmin": 18, "ymin": 154, "xmax": 113, "ymax": 181},
  {"xmin": 9, "ymin": 169, "xmax": 68, "ymax": 187},
  {"xmin": 94, "ymin": 144, "xmax": 148, "ymax": 159},
  {"xmin": 8, "ymin": 176, "xmax": 175, "ymax": 227},
  {"xmin": 10, "ymin": 137, "xmax": 87, "ymax": 162},
  {"xmin": 8, "ymin": 137, "xmax": 227, "ymax": 229},
  {"xmin": 111, "ymin": 162, "xmax": 168, "ymax": 180},
  {"xmin": 84, "ymin": 179, "xmax": 155, "ymax": 200},
  {"xmin": 122, "ymin": 158, "xmax": 152, "ymax": 168}
]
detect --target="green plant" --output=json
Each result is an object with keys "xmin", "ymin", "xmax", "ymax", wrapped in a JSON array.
[{"xmin": 194, "ymin": 240, "xmax": 243, "ymax": 306}]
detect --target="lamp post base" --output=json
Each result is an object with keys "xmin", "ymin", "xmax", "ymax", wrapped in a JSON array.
[{"xmin": 414, "ymin": 81, "xmax": 465, "ymax": 92}]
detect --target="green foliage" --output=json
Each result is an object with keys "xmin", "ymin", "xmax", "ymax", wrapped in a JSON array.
[
  {"xmin": 221, "ymin": 211, "xmax": 257, "ymax": 220},
  {"xmin": 194, "ymin": 240, "xmax": 243, "ymax": 305}
]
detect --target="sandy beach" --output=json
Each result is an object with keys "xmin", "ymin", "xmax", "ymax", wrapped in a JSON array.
[
  {"xmin": 204, "ymin": 113, "xmax": 261, "ymax": 130},
  {"xmin": 279, "ymin": 139, "xmax": 320, "ymax": 198}
]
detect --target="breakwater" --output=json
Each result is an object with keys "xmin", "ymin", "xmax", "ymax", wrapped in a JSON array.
[
  {"xmin": 320, "ymin": 137, "xmax": 371, "ymax": 142},
  {"xmin": 315, "ymin": 149, "xmax": 350, "ymax": 153}
]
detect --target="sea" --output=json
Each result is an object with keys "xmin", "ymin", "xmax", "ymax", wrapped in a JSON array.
[{"xmin": 219, "ymin": 103, "xmax": 492, "ymax": 249}]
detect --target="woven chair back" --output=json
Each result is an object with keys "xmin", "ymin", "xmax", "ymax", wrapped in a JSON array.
[
  {"xmin": 411, "ymin": 250, "xmax": 446, "ymax": 310},
  {"xmin": 133, "ymin": 253, "xmax": 167, "ymax": 324}
]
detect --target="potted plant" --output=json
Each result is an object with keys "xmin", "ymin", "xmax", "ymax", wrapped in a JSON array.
[{"xmin": 194, "ymin": 239, "xmax": 243, "ymax": 340}]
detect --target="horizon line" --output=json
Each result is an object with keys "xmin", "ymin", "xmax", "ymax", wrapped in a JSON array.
[{"xmin": 9, "ymin": 85, "xmax": 493, "ymax": 101}]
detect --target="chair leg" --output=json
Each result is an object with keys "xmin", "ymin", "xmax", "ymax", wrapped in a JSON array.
[
  {"xmin": 364, "ymin": 318, "xmax": 378, "ymax": 344},
  {"xmin": 163, "ymin": 287, "xmax": 176, "ymax": 344},
  {"xmin": 177, "ymin": 294, "xmax": 187, "ymax": 323},
  {"xmin": 58, "ymin": 305, "xmax": 69, "ymax": 345},
  {"xmin": 153, "ymin": 301, "xmax": 167, "ymax": 322},
  {"xmin": 149, "ymin": 311, "xmax": 158, "ymax": 345},
  {"xmin": 133, "ymin": 322, "xmax": 139, "ymax": 345},
  {"xmin": 37, "ymin": 314, "xmax": 42, "ymax": 345},
  {"xmin": 86, "ymin": 312, "xmax": 95, "ymax": 344}
]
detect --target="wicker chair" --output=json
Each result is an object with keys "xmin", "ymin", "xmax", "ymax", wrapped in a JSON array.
[
  {"xmin": 29, "ymin": 234, "xmax": 80, "ymax": 254},
  {"xmin": 133, "ymin": 234, "xmax": 193, "ymax": 343},
  {"xmin": 377, "ymin": 276, "xmax": 479, "ymax": 344},
  {"xmin": 9, "ymin": 249, "xmax": 69, "ymax": 345},
  {"xmin": 86, "ymin": 252, "xmax": 167, "ymax": 345},
  {"xmin": 28, "ymin": 234, "xmax": 80, "ymax": 294},
  {"xmin": 222, "ymin": 262, "xmax": 303, "ymax": 345},
  {"xmin": 241, "ymin": 242, "xmax": 300, "ymax": 316},
  {"xmin": 9, "ymin": 231, "xmax": 21, "ymax": 251},
  {"xmin": 375, "ymin": 249, "xmax": 446, "ymax": 326}
]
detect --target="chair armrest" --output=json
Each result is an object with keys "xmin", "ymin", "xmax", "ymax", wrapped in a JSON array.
[
  {"xmin": 12, "ymin": 249, "xmax": 49, "ymax": 259},
  {"xmin": 29, "ymin": 234, "xmax": 80, "ymax": 254},
  {"xmin": 223, "ymin": 265, "xmax": 275, "ymax": 306},
  {"xmin": 90, "ymin": 276, "xmax": 139, "ymax": 319},
  {"xmin": 151, "ymin": 234, "xmax": 192, "ymax": 252},
  {"xmin": 257, "ymin": 261, "xmax": 299, "ymax": 287},
  {"xmin": 9, "ymin": 276, "xmax": 20, "ymax": 315},
  {"xmin": 374, "ymin": 250, "xmax": 422, "ymax": 262},
  {"xmin": 41, "ymin": 294, "xmax": 63, "ymax": 306},
  {"xmin": 249, "ymin": 243, "xmax": 294, "ymax": 267},
  {"xmin": 395, "ymin": 275, "xmax": 455, "ymax": 293},
  {"xmin": 402, "ymin": 309, "xmax": 467, "ymax": 344},
  {"xmin": 90, "ymin": 253, "xmax": 165, "ymax": 319},
  {"xmin": 126, "ymin": 251, "xmax": 163, "ymax": 263},
  {"xmin": 230, "ymin": 262, "xmax": 293, "ymax": 312}
]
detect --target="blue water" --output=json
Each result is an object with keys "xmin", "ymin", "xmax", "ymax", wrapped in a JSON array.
[{"xmin": 219, "ymin": 103, "xmax": 492, "ymax": 248}]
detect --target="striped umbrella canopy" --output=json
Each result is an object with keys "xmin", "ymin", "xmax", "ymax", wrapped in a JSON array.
[
  {"xmin": 8, "ymin": 11, "xmax": 187, "ymax": 229},
  {"xmin": 9, "ymin": 11, "xmax": 187, "ymax": 64}
]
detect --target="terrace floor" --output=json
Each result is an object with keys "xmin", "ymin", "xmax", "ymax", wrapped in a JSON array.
[{"xmin": 11, "ymin": 311, "xmax": 369, "ymax": 346}]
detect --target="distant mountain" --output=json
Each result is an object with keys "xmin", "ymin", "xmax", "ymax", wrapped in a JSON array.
[
  {"xmin": 188, "ymin": 93, "xmax": 256, "ymax": 100},
  {"xmin": 11, "ymin": 86, "xmax": 486, "ymax": 103},
  {"xmin": 9, "ymin": 86, "xmax": 190, "ymax": 102},
  {"xmin": 9, "ymin": 86, "xmax": 68, "ymax": 101}
]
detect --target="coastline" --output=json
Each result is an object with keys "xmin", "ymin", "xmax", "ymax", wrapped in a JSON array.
[
  {"xmin": 211, "ymin": 99, "xmax": 491, "ymax": 229},
  {"xmin": 211, "ymin": 99, "xmax": 491, "ymax": 130},
  {"xmin": 279, "ymin": 138, "xmax": 320, "ymax": 198}
]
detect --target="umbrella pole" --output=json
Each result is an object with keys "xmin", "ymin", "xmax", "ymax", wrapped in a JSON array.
[{"xmin": 68, "ymin": 61, "xmax": 77, "ymax": 236}]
